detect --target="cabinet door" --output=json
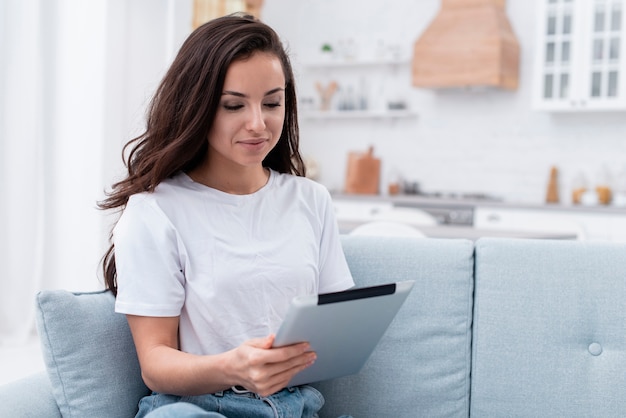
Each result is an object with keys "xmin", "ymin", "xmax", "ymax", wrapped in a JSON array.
[
  {"xmin": 534, "ymin": 0, "xmax": 626, "ymax": 111},
  {"xmin": 581, "ymin": 0, "xmax": 626, "ymax": 110},
  {"xmin": 534, "ymin": 0, "xmax": 579, "ymax": 110},
  {"xmin": 609, "ymin": 216, "xmax": 626, "ymax": 241},
  {"xmin": 474, "ymin": 207, "xmax": 614, "ymax": 241}
]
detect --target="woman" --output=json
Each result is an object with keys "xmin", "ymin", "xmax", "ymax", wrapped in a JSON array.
[{"xmin": 98, "ymin": 13, "xmax": 354, "ymax": 418}]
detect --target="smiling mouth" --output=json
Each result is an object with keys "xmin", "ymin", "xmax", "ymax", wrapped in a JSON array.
[{"xmin": 239, "ymin": 139, "xmax": 267, "ymax": 146}]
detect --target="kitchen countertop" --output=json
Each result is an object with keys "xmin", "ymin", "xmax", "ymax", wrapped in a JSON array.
[
  {"xmin": 338, "ymin": 221, "xmax": 577, "ymax": 241},
  {"xmin": 332, "ymin": 193, "xmax": 626, "ymax": 214}
]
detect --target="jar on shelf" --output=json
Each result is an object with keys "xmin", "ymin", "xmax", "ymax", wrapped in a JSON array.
[
  {"xmin": 571, "ymin": 171, "xmax": 588, "ymax": 205},
  {"xmin": 613, "ymin": 165, "xmax": 626, "ymax": 207},
  {"xmin": 595, "ymin": 165, "xmax": 612, "ymax": 205}
]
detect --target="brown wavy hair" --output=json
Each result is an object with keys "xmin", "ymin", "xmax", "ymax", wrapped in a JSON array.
[{"xmin": 98, "ymin": 14, "xmax": 304, "ymax": 295}]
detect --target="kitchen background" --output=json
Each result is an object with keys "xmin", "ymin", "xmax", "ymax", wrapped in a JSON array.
[
  {"xmin": 278, "ymin": 0, "xmax": 626, "ymax": 203},
  {"xmin": 102, "ymin": 0, "xmax": 626, "ymax": 207},
  {"xmin": 1, "ymin": 0, "xmax": 626, "ymax": 382}
]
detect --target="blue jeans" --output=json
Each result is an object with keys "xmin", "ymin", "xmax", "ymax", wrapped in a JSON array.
[{"xmin": 136, "ymin": 385, "xmax": 348, "ymax": 418}]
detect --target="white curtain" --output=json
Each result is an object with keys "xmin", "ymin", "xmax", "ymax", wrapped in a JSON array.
[
  {"xmin": 0, "ymin": 0, "xmax": 49, "ymax": 345},
  {"xmin": 0, "ymin": 0, "xmax": 193, "ymax": 348},
  {"xmin": 0, "ymin": 0, "xmax": 110, "ymax": 346}
]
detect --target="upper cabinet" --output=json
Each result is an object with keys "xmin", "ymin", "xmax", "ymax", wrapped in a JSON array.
[{"xmin": 533, "ymin": 0, "xmax": 626, "ymax": 111}]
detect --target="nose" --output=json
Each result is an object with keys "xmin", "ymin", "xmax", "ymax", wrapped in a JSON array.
[{"xmin": 245, "ymin": 105, "xmax": 266, "ymax": 133}]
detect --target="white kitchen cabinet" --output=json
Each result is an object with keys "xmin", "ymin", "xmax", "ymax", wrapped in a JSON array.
[
  {"xmin": 298, "ymin": 59, "xmax": 418, "ymax": 120},
  {"xmin": 609, "ymin": 216, "xmax": 626, "ymax": 241},
  {"xmin": 533, "ymin": 0, "xmax": 626, "ymax": 111},
  {"xmin": 474, "ymin": 206, "xmax": 616, "ymax": 240}
]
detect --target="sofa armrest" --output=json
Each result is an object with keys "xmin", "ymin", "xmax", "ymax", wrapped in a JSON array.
[{"xmin": 0, "ymin": 372, "xmax": 61, "ymax": 417}]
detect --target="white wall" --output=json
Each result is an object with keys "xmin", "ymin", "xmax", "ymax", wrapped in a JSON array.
[{"xmin": 262, "ymin": 0, "xmax": 626, "ymax": 204}]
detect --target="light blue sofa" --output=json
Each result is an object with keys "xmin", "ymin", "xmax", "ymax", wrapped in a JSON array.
[{"xmin": 2, "ymin": 236, "xmax": 626, "ymax": 417}]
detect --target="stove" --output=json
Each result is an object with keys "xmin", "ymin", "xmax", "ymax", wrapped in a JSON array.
[
  {"xmin": 390, "ymin": 190, "xmax": 502, "ymax": 226},
  {"xmin": 333, "ymin": 191, "xmax": 502, "ymax": 229},
  {"xmin": 396, "ymin": 204, "xmax": 474, "ymax": 226},
  {"xmin": 408, "ymin": 191, "xmax": 502, "ymax": 202}
]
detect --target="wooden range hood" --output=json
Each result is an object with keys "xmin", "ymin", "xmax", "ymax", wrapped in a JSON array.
[{"xmin": 412, "ymin": 0, "xmax": 520, "ymax": 90}]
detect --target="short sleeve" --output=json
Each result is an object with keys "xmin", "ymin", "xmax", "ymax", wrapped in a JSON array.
[
  {"xmin": 317, "ymin": 189, "xmax": 355, "ymax": 293},
  {"xmin": 113, "ymin": 195, "xmax": 186, "ymax": 317}
]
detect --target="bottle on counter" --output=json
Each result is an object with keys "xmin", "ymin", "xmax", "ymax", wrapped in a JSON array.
[{"xmin": 545, "ymin": 166, "xmax": 560, "ymax": 204}]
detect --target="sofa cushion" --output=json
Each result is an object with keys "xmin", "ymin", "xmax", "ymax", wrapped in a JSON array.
[
  {"xmin": 472, "ymin": 238, "xmax": 626, "ymax": 417},
  {"xmin": 315, "ymin": 236, "xmax": 475, "ymax": 418},
  {"xmin": 0, "ymin": 372, "xmax": 62, "ymax": 418},
  {"xmin": 36, "ymin": 290, "xmax": 149, "ymax": 418}
]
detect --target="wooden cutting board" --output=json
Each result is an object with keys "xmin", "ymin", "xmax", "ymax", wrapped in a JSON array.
[{"xmin": 344, "ymin": 146, "xmax": 381, "ymax": 195}]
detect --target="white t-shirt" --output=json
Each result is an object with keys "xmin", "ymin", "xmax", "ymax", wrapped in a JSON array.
[{"xmin": 114, "ymin": 169, "xmax": 354, "ymax": 355}]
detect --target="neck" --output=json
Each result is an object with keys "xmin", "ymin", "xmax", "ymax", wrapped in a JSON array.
[{"xmin": 188, "ymin": 165, "xmax": 270, "ymax": 195}]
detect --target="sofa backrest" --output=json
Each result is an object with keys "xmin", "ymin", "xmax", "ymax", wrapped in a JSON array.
[
  {"xmin": 316, "ymin": 235, "xmax": 475, "ymax": 418},
  {"xmin": 471, "ymin": 238, "xmax": 626, "ymax": 417},
  {"xmin": 34, "ymin": 236, "xmax": 474, "ymax": 418}
]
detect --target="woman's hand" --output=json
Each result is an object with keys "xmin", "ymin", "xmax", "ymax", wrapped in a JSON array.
[
  {"xmin": 127, "ymin": 315, "xmax": 315, "ymax": 397},
  {"xmin": 228, "ymin": 335, "xmax": 316, "ymax": 397}
]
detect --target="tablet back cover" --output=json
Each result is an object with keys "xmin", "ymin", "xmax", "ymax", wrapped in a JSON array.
[{"xmin": 273, "ymin": 280, "xmax": 414, "ymax": 386}]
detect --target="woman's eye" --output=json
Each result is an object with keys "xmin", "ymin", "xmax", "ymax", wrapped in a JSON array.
[
  {"xmin": 223, "ymin": 104, "xmax": 243, "ymax": 111},
  {"xmin": 264, "ymin": 102, "xmax": 281, "ymax": 109}
]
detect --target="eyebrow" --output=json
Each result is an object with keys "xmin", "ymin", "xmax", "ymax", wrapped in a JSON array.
[{"xmin": 222, "ymin": 87, "xmax": 285, "ymax": 98}]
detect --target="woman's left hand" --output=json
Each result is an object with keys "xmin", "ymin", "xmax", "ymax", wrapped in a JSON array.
[{"xmin": 225, "ymin": 334, "xmax": 316, "ymax": 397}]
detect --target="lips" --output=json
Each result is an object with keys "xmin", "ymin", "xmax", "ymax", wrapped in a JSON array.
[
  {"xmin": 238, "ymin": 138, "xmax": 268, "ymax": 151},
  {"xmin": 239, "ymin": 139, "xmax": 266, "ymax": 145}
]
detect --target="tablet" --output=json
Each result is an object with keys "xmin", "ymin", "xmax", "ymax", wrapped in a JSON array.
[{"xmin": 273, "ymin": 280, "xmax": 415, "ymax": 387}]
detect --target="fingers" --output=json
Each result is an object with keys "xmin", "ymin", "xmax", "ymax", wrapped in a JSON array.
[
  {"xmin": 245, "ymin": 336, "xmax": 311, "ymax": 363},
  {"xmin": 247, "ymin": 341, "xmax": 314, "ymax": 375},
  {"xmin": 246, "ymin": 334, "xmax": 275, "ymax": 349},
  {"xmin": 253, "ymin": 350, "xmax": 317, "ymax": 397},
  {"xmin": 234, "ymin": 337, "xmax": 317, "ymax": 396}
]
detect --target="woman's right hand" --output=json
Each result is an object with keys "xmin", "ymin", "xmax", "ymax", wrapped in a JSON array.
[{"xmin": 227, "ymin": 334, "xmax": 316, "ymax": 397}]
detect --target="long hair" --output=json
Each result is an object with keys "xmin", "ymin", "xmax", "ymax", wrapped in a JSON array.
[{"xmin": 99, "ymin": 14, "xmax": 304, "ymax": 295}]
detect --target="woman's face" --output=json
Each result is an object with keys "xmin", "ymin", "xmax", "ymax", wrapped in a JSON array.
[{"xmin": 207, "ymin": 52, "xmax": 286, "ymax": 171}]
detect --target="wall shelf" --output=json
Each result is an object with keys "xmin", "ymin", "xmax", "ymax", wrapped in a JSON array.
[
  {"xmin": 301, "ymin": 109, "xmax": 418, "ymax": 120},
  {"xmin": 301, "ymin": 58, "xmax": 411, "ymax": 70},
  {"xmin": 299, "ymin": 56, "xmax": 416, "ymax": 121}
]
